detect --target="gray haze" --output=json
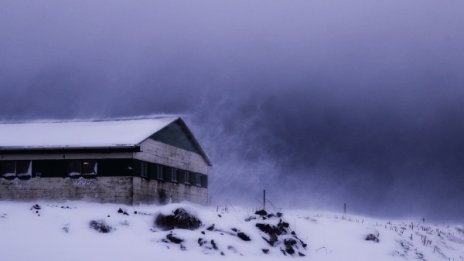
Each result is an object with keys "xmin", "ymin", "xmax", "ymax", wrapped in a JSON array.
[{"xmin": 1, "ymin": 0, "xmax": 464, "ymax": 220}]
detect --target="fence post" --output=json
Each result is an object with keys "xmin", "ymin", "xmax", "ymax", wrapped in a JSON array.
[{"xmin": 263, "ymin": 189, "xmax": 266, "ymax": 210}]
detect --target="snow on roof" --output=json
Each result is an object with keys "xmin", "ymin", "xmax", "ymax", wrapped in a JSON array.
[{"xmin": 0, "ymin": 115, "xmax": 179, "ymax": 149}]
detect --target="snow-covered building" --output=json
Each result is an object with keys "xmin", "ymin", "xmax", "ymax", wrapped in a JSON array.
[{"xmin": 0, "ymin": 116, "xmax": 211, "ymax": 204}]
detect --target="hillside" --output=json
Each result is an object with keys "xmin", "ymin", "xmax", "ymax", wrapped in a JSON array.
[{"xmin": 0, "ymin": 201, "xmax": 463, "ymax": 261}]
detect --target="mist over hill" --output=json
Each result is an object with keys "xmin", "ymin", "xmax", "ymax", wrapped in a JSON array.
[{"xmin": 1, "ymin": 0, "xmax": 464, "ymax": 220}]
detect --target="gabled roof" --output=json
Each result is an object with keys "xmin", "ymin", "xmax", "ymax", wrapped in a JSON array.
[{"xmin": 0, "ymin": 115, "xmax": 211, "ymax": 166}]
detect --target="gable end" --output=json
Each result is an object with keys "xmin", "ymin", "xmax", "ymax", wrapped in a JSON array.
[{"xmin": 148, "ymin": 119, "xmax": 212, "ymax": 166}]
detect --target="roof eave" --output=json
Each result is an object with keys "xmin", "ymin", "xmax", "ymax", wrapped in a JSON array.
[
  {"xmin": 0, "ymin": 145, "xmax": 141, "ymax": 155},
  {"xmin": 176, "ymin": 118, "xmax": 213, "ymax": 167}
]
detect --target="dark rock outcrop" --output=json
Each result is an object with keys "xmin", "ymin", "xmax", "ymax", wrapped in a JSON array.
[
  {"xmin": 255, "ymin": 209, "xmax": 268, "ymax": 216},
  {"xmin": 365, "ymin": 233, "xmax": 380, "ymax": 243},
  {"xmin": 117, "ymin": 208, "xmax": 129, "ymax": 216},
  {"xmin": 155, "ymin": 208, "xmax": 202, "ymax": 230},
  {"xmin": 166, "ymin": 233, "xmax": 184, "ymax": 244},
  {"xmin": 237, "ymin": 232, "xmax": 251, "ymax": 241},
  {"xmin": 254, "ymin": 212, "xmax": 307, "ymax": 256},
  {"xmin": 89, "ymin": 220, "xmax": 113, "ymax": 233}
]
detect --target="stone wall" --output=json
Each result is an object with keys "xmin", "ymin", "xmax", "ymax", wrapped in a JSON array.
[
  {"xmin": 0, "ymin": 177, "xmax": 134, "ymax": 204},
  {"xmin": 132, "ymin": 177, "xmax": 208, "ymax": 205},
  {"xmin": 0, "ymin": 176, "xmax": 207, "ymax": 205}
]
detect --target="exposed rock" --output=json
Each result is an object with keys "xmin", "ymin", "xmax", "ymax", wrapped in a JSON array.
[
  {"xmin": 89, "ymin": 220, "xmax": 113, "ymax": 233},
  {"xmin": 206, "ymin": 224, "xmax": 215, "ymax": 231},
  {"xmin": 198, "ymin": 237, "xmax": 207, "ymax": 247},
  {"xmin": 366, "ymin": 233, "xmax": 380, "ymax": 243},
  {"xmin": 155, "ymin": 208, "xmax": 202, "ymax": 230},
  {"xmin": 284, "ymin": 238, "xmax": 297, "ymax": 254},
  {"xmin": 166, "ymin": 233, "xmax": 183, "ymax": 244},
  {"xmin": 254, "ymin": 213, "xmax": 307, "ymax": 256},
  {"xmin": 255, "ymin": 209, "xmax": 268, "ymax": 216},
  {"xmin": 237, "ymin": 232, "xmax": 251, "ymax": 241},
  {"xmin": 117, "ymin": 208, "xmax": 129, "ymax": 216},
  {"xmin": 211, "ymin": 239, "xmax": 218, "ymax": 250}
]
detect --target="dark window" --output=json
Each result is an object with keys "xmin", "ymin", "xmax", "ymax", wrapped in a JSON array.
[
  {"xmin": 1, "ymin": 161, "xmax": 16, "ymax": 179},
  {"xmin": 156, "ymin": 164, "xmax": 163, "ymax": 181},
  {"xmin": 81, "ymin": 160, "xmax": 97, "ymax": 178},
  {"xmin": 16, "ymin": 161, "xmax": 32, "ymax": 180},
  {"xmin": 201, "ymin": 174, "xmax": 208, "ymax": 188},
  {"xmin": 171, "ymin": 168, "xmax": 178, "ymax": 183},
  {"xmin": 98, "ymin": 159, "xmax": 133, "ymax": 177},
  {"xmin": 162, "ymin": 166, "xmax": 171, "ymax": 181},
  {"xmin": 195, "ymin": 173, "xmax": 202, "ymax": 187},
  {"xmin": 1, "ymin": 161, "xmax": 33, "ymax": 180},
  {"xmin": 140, "ymin": 162, "xmax": 148, "ymax": 178},
  {"xmin": 16, "ymin": 161, "xmax": 30, "ymax": 174},
  {"xmin": 188, "ymin": 172, "xmax": 196, "ymax": 185},
  {"xmin": 65, "ymin": 160, "xmax": 98, "ymax": 178},
  {"xmin": 148, "ymin": 163, "xmax": 157, "ymax": 180},
  {"xmin": 184, "ymin": 171, "xmax": 190, "ymax": 185},
  {"xmin": 67, "ymin": 161, "xmax": 81, "ymax": 178},
  {"xmin": 35, "ymin": 160, "xmax": 67, "ymax": 177},
  {"xmin": 177, "ymin": 169, "xmax": 185, "ymax": 184}
]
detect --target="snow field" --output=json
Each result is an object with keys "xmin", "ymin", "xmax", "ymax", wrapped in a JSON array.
[{"xmin": 0, "ymin": 201, "xmax": 462, "ymax": 261}]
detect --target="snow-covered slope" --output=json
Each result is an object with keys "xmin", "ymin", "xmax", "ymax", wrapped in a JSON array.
[{"xmin": 0, "ymin": 201, "xmax": 462, "ymax": 261}]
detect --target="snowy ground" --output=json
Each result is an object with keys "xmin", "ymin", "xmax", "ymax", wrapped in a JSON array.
[{"xmin": 0, "ymin": 201, "xmax": 463, "ymax": 261}]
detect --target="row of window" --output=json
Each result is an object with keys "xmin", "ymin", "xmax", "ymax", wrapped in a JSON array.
[
  {"xmin": 0, "ymin": 160, "xmax": 208, "ymax": 188},
  {"xmin": 0, "ymin": 160, "xmax": 32, "ymax": 180},
  {"xmin": 67, "ymin": 160, "xmax": 97, "ymax": 178},
  {"xmin": 0, "ymin": 160, "xmax": 97, "ymax": 180},
  {"xmin": 138, "ymin": 161, "xmax": 207, "ymax": 188}
]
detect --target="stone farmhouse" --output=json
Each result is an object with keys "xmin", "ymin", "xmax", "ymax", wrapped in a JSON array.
[{"xmin": 0, "ymin": 116, "xmax": 211, "ymax": 204}]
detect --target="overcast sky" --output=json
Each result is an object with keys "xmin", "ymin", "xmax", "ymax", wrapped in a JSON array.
[{"xmin": 1, "ymin": 0, "xmax": 464, "ymax": 221}]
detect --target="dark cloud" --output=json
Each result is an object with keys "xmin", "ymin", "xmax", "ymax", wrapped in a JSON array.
[{"xmin": 1, "ymin": 0, "xmax": 464, "ymax": 220}]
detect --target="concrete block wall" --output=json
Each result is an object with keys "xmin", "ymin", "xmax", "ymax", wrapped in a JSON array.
[
  {"xmin": 132, "ymin": 177, "xmax": 208, "ymax": 205},
  {"xmin": 132, "ymin": 139, "xmax": 209, "ymax": 205},
  {"xmin": 134, "ymin": 139, "xmax": 208, "ymax": 174},
  {"xmin": 0, "ymin": 176, "xmax": 207, "ymax": 205},
  {"xmin": 0, "ymin": 177, "xmax": 133, "ymax": 204}
]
